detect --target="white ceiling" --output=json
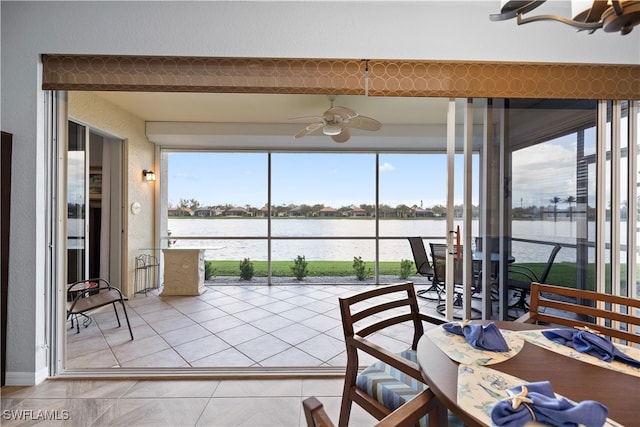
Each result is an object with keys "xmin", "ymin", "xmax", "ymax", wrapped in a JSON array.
[
  {"xmin": 92, "ymin": 92, "xmax": 467, "ymax": 150},
  {"xmin": 93, "ymin": 92, "xmax": 451, "ymax": 125}
]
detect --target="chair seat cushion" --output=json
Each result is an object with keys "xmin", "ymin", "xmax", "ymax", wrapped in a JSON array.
[
  {"xmin": 355, "ymin": 350, "xmax": 465, "ymax": 427},
  {"xmin": 356, "ymin": 349, "xmax": 426, "ymax": 412}
]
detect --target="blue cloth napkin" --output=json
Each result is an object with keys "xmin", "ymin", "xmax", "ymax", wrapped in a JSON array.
[
  {"xmin": 442, "ymin": 321, "xmax": 510, "ymax": 352},
  {"xmin": 542, "ymin": 328, "xmax": 640, "ymax": 368},
  {"xmin": 491, "ymin": 381, "xmax": 608, "ymax": 427}
]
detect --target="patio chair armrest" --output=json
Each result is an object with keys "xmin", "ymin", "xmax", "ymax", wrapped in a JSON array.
[
  {"xmin": 374, "ymin": 389, "xmax": 437, "ymax": 427},
  {"xmin": 419, "ymin": 312, "xmax": 446, "ymax": 326},
  {"xmin": 513, "ymin": 311, "xmax": 536, "ymax": 323},
  {"xmin": 508, "ymin": 265, "xmax": 539, "ymax": 282}
]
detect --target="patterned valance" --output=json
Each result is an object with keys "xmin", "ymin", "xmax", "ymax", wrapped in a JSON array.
[{"xmin": 42, "ymin": 55, "xmax": 640, "ymax": 100}]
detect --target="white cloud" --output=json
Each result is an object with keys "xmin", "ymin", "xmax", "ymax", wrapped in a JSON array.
[{"xmin": 379, "ymin": 162, "xmax": 395, "ymax": 172}]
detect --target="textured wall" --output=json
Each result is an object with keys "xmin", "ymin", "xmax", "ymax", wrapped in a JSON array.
[{"xmin": 68, "ymin": 92, "xmax": 155, "ymax": 297}]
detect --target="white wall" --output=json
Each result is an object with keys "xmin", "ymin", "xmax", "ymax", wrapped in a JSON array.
[{"xmin": 1, "ymin": 0, "xmax": 638, "ymax": 384}]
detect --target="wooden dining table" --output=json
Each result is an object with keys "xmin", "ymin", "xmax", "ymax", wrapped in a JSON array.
[{"xmin": 416, "ymin": 320, "xmax": 640, "ymax": 427}]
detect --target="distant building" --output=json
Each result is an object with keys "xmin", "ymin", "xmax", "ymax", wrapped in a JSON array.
[
  {"xmin": 413, "ymin": 207, "xmax": 434, "ymax": 217},
  {"xmin": 226, "ymin": 206, "xmax": 249, "ymax": 217},
  {"xmin": 317, "ymin": 206, "xmax": 339, "ymax": 217},
  {"xmin": 168, "ymin": 207, "xmax": 193, "ymax": 216},
  {"xmin": 259, "ymin": 205, "xmax": 276, "ymax": 217},
  {"xmin": 194, "ymin": 207, "xmax": 221, "ymax": 217},
  {"xmin": 288, "ymin": 206, "xmax": 303, "ymax": 217},
  {"xmin": 350, "ymin": 207, "xmax": 369, "ymax": 217}
]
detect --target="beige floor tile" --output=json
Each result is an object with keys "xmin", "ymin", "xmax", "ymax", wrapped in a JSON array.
[
  {"xmin": 214, "ymin": 324, "xmax": 265, "ymax": 347},
  {"xmin": 189, "ymin": 347, "xmax": 256, "ymax": 367},
  {"xmin": 137, "ymin": 307, "xmax": 185, "ymax": 324},
  {"xmin": 259, "ymin": 347, "xmax": 323, "ymax": 367},
  {"xmin": 250, "ymin": 314, "xmax": 295, "ymax": 333},
  {"xmin": 301, "ymin": 378, "xmax": 344, "ymax": 397},
  {"xmin": 103, "ymin": 323, "xmax": 157, "ymax": 347},
  {"xmin": 66, "ymin": 348, "xmax": 120, "ymax": 369},
  {"xmin": 213, "ymin": 379, "xmax": 302, "ymax": 397},
  {"xmin": 173, "ymin": 334, "xmax": 231, "ymax": 363},
  {"xmin": 234, "ymin": 334, "xmax": 291, "ymax": 362},
  {"xmin": 196, "ymin": 397, "xmax": 301, "ymax": 427},
  {"xmin": 110, "ymin": 335, "xmax": 171, "ymax": 363},
  {"xmin": 270, "ymin": 323, "xmax": 320, "ymax": 346},
  {"xmin": 295, "ymin": 333, "xmax": 345, "ymax": 362},
  {"xmin": 92, "ymin": 397, "xmax": 209, "ymax": 426},
  {"xmin": 122, "ymin": 380, "xmax": 219, "ymax": 398},
  {"xmin": 65, "ymin": 333, "xmax": 111, "ymax": 359},
  {"xmin": 160, "ymin": 324, "xmax": 212, "ymax": 347},
  {"xmin": 184, "ymin": 307, "xmax": 228, "ymax": 324},
  {"xmin": 199, "ymin": 315, "xmax": 245, "ymax": 334},
  {"xmin": 119, "ymin": 348, "xmax": 188, "ymax": 368},
  {"xmin": 150, "ymin": 314, "xmax": 197, "ymax": 334}
]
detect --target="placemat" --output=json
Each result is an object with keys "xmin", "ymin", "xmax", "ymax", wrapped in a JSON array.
[
  {"xmin": 457, "ymin": 364, "xmax": 623, "ymax": 427},
  {"xmin": 516, "ymin": 329, "xmax": 640, "ymax": 378},
  {"xmin": 425, "ymin": 325, "xmax": 524, "ymax": 365}
]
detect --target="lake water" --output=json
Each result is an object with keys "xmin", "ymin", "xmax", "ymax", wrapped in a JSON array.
[{"xmin": 167, "ymin": 218, "xmax": 617, "ymax": 263}]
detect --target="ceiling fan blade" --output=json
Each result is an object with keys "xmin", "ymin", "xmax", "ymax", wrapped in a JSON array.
[
  {"xmin": 332, "ymin": 127, "xmax": 350, "ymax": 143},
  {"xmin": 294, "ymin": 122, "xmax": 323, "ymax": 138},
  {"xmin": 324, "ymin": 106, "xmax": 357, "ymax": 121},
  {"xmin": 348, "ymin": 115, "xmax": 382, "ymax": 131},
  {"xmin": 289, "ymin": 116, "xmax": 324, "ymax": 123}
]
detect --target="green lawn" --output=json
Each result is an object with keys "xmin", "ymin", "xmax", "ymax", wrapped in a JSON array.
[{"xmin": 205, "ymin": 259, "xmax": 596, "ymax": 290}]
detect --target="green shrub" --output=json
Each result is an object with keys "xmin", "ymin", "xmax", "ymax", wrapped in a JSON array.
[
  {"xmin": 205, "ymin": 261, "xmax": 217, "ymax": 280},
  {"xmin": 352, "ymin": 256, "xmax": 372, "ymax": 281},
  {"xmin": 239, "ymin": 258, "xmax": 255, "ymax": 280},
  {"xmin": 399, "ymin": 259, "xmax": 413, "ymax": 279},
  {"xmin": 291, "ymin": 255, "xmax": 309, "ymax": 280}
]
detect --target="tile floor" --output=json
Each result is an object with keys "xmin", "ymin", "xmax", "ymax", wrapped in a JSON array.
[
  {"xmin": 2, "ymin": 281, "xmax": 500, "ymax": 426},
  {"xmin": 1, "ymin": 377, "xmax": 380, "ymax": 426},
  {"xmin": 65, "ymin": 282, "xmax": 453, "ymax": 370}
]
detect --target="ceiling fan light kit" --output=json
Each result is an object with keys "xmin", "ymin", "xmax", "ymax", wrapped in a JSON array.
[
  {"xmin": 490, "ymin": 0, "xmax": 640, "ymax": 35},
  {"xmin": 290, "ymin": 95, "xmax": 382, "ymax": 143}
]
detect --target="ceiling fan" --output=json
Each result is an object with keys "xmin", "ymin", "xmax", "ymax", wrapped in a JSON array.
[{"xmin": 291, "ymin": 95, "xmax": 382, "ymax": 143}]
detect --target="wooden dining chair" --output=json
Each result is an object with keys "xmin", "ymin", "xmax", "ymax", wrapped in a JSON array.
[
  {"xmin": 518, "ymin": 282, "xmax": 640, "ymax": 345},
  {"xmin": 303, "ymin": 390, "xmax": 437, "ymax": 427},
  {"xmin": 67, "ymin": 278, "xmax": 134, "ymax": 340},
  {"xmin": 337, "ymin": 282, "xmax": 457, "ymax": 427}
]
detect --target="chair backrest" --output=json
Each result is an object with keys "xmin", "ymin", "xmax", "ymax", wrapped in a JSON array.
[
  {"xmin": 524, "ymin": 282, "xmax": 640, "ymax": 345},
  {"xmin": 339, "ymin": 282, "xmax": 425, "ymax": 351},
  {"xmin": 407, "ymin": 237, "xmax": 432, "ymax": 276},
  {"xmin": 538, "ymin": 244, "xmax": 562, "ymax": 283},
  {"xmin": 429, "ymin": 243, "xmax": 463, "ymax": 285}
]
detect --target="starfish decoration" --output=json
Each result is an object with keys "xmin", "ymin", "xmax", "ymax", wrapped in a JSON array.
[
  {"xmin": 506, "ymin": 385, "xmax": 534, "ymax": 409},
  {"xmin": 455, "ymin": 319, "xmax": 472, "ymax": 328},
  {"xmin": 574, "ymin": 325, "xmax": 604, "ymax": 336}
]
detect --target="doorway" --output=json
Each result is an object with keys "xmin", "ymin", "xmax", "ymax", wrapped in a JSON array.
[{"xmin": 67, "ymin": 121, "xmax": 124, "ymax": 286}]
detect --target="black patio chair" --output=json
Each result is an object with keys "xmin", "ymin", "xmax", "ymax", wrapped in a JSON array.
[
  {"xmin": 507, "ymin": 244, "xmax": 562, "ymax": 315},
  {"xmin": 407, "ymin": 237, "xmax": 441, "ymax": 301}
]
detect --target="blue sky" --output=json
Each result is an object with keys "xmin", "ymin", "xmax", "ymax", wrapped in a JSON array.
[
  {"xmin": 167, "ymin": 132, "xmax": 598, "ymax": 210},
  {"xmin": 168, "ymin": 153, "xmax": 477, "ymax": 209}
]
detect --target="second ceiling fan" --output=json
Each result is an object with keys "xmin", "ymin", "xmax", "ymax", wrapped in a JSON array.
[{"xmin": 291, "ymin": 95, "xmax": 382, "ymax": 143}]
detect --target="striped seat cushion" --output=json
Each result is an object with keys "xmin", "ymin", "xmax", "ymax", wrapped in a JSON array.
[
  {"xmin": 356, "ymin": 349, "xmax": 427, "ymax": 411},
  {"xmin": 356, "ymin": 349, "xmax": 465, "ymax": 427}
]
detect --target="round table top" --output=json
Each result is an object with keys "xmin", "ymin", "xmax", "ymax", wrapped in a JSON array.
[{"xmin": 417, "ymin": 320, "xmax": 639, "ymax": 427}]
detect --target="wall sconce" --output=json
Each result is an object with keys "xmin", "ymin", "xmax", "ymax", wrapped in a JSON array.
[{"xmin": 143, "ymin": 169, "xmax": 156, "ymax": 182}]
